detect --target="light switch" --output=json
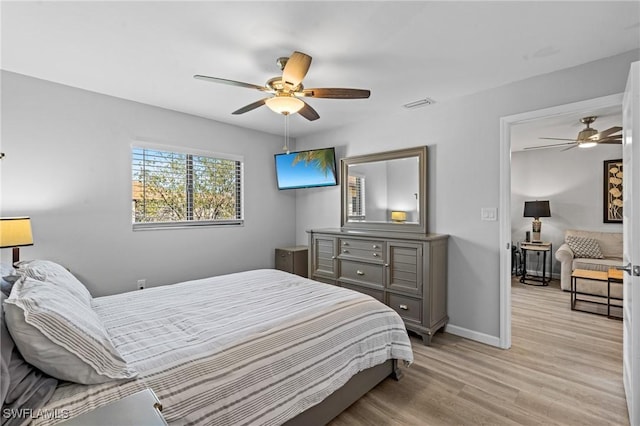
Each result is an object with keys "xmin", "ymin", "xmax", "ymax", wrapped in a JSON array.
[{"xmin": 481, "ymin": 207, "xmax": 497, "ymax": 221}]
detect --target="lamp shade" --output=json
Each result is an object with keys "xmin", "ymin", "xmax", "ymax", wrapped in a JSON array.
[
  {"xmin": 265, "ymin": 95, "xmax": 304, "ymax": 115},
  {"xmin": 0, "ymin": 217, "xmax": 34, "ymax": 248},
  {"xmin": 523, "ymin": 201, "xmax": 551, "ymax": 219},
  {"xmin": 391, "ymin": 211, "xmax": 407, "ymax": 222}
]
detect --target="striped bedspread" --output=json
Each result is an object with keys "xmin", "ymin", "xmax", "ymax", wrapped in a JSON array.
[{"xmin": 35, "ymin": 269, "xmax": 413, "ymax": 426}]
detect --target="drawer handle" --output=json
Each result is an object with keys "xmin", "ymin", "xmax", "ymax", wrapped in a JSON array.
[
  {"xmin": 343, "ymin": 242, "xmax": 349, "ymax": 246},
  {"xmin": 372, "ymin": 253, "xmax": 379, "ymax": 257},
  {"xmin": 399, "ymin": 304, "xmax": 408, "ymax": 310},
  {"xmin": 342, "ymin": 249, "xmax": 349, "ymax": 253},
  {"xmin": 153, "ymin": 402, "xmax": 163, "ymax": 412},
  {"xmin": 331, "ymin": 256, "xmax": 337, "ymax": 260},
  {"xmin": 356, "ymin": 270, "xmax": 365, "ymax": 276},
  {"xmin": 372, "ymin": 244, "xmax": 378, "ymax": 249},
  {"xmin": 384, "ymin": 263, "xmax": 389, "ymax": 268}
]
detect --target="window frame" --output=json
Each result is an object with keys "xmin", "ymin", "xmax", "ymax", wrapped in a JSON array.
[
  {"xmin": 347, "ymin": 173, "xmax": 366, "ymax": 220},
  {"xmin": 131, "ymin": 141, "xmax": 244, "ymax": 231}
]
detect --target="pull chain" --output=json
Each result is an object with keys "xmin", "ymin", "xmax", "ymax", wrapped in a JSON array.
[{"xmin": 282, "ymin": 112, "xmax": 290, "ymax": 153}]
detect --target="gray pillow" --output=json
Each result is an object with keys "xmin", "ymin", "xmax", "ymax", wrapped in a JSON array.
[
  {"xmin": 1, "ymin": 263, "xmax": 20, "ymax": 297},
  {"xmin": 4, "ymin": 277, "xmax": 137, "ymax": 385},
  {"xmin": 1, "ymin": 293, "xmax": 58, "ymax": 426},
  {"xmin": 566, "ymin": 235, "xmax": 604, "ymax": 259}
]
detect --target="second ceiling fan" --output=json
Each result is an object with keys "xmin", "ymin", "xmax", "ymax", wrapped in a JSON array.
[
  {"xmin": 526, "ymin": 116, "xmax": 622, "ymax": 151},
  {"xmin": 194, "ymin": 51, "xmax": 370, "ymax": 121}
]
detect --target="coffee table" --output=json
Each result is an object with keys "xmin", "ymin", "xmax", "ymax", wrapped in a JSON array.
[
  {"xmin": 570, "ymin": 268, "xmax": 623, "ymax": 319},
  {"xmin": 608, "ymin": 268, "xmax": 624, "ymax": 319}
]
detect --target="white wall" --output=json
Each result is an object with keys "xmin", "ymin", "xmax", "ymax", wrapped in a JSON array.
[
  {"xmin": 294, "ymin": 50, "xmax": 639, "ymax": 340},
  {"xmin": 0, "ymin": 71, "xmax": 296, "ymax": 296},
  {"xmin": 387, "ymin": 157, "xmax": 419, "ymax": 223},
  {"xmin": 511, "ymin": 146, "xmax": 623, "ymax": 277}
]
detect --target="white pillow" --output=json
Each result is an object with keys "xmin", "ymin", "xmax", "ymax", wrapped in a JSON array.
[
  {"xmin": 4, "ymin": 277, "xmax": 137, "ymax": 384},
  {"xmin": 14, "ymin": 260, "xmax": 92, "ymax": 305}
]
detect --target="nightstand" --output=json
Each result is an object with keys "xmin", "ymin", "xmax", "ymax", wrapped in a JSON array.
[
  {"xmin": 275, "ymin": 246, "xmax": 308, "ymax": 278},
  {"xmin": 519, "ymin": 242, "xmax": 552, "ymax": 286},
  {"xmin": 58, "ymin": 389, "xmax": 167, "ymax": 426}
]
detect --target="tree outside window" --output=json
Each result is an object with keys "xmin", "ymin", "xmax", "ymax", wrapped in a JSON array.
[{"xmin": 132, "ymin": 146, "xmax": 243, "ymax": 228}]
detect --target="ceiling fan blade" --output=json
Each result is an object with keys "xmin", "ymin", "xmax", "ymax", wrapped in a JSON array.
[
  {"xmin": 232, "ymin": 98, "xmax": 269, "ymax": 115},
  {"xmin": 539, "ymin": 137, "xmax": 578, "ymax": 142},
  {"xmin": 598, "ymin": 139, "xmax": 622, "ymax": 144},
  {"xmin": 282, "ymin": 51, "xmax": 312, "ymax": 87},
  {"xmin": 561, "ymin": 144, "xmax": 579, "ymax": 152},
  {"xmin": 300, "ymin": 88, "xmax": 371, "ymax": 99},
  {"xmin": 524, "ymin": 142, "xmax": 576, "ymax": 150},
  {"xmin": 298, "ymin": 101, "xmax": 320, "ymax": 121},
  {"xmin": 589, "ymin": 126, "xmax": 623, "ymax": 141},
  {"xmin": 194, "ymin": 75, "xmax": 269, "ymax": 92}
]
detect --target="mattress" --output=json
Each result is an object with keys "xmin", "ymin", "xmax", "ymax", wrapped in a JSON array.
[{"xmin": 35, "ymin": 269, "xmax": 413, "ymax": 426}]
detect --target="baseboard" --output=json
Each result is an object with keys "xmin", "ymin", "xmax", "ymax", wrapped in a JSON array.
[{"xmin": 444, "ymin": 324, "xmax": 501, "ymax": 348}]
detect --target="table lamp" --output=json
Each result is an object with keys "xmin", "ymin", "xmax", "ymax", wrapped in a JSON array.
[
  {"xmin": 391, "ymin": 211, "xmax": 407, "ymax": 223},
  {"xmin": 523, "ymin": 201, "xmax": 550, "ymax": 242},
  {"xmin": 0, "ymin": 217, "xmax": 33, "ymax": 264}
]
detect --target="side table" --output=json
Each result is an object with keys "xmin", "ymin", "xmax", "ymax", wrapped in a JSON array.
[
  {"xmin": 275, "ymin": 246, "xmax": 309, "ymax": 278},
  {"xmin": 519, "ymin": 242, "xmax": 552, "ymax": 286}
]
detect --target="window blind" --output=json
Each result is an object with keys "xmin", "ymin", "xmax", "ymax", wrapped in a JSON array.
[
  {"xmin": 132, "ymin": 146, "xmax": 243, "ymax": 229},
  {"xmin": 348, "ymin": 175, "xmax": 365, "ymax": 219}
]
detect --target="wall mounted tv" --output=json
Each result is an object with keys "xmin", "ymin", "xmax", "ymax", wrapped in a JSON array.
[{"xmin": 274, "ymin": 147, "xmax": 338, "ymax": 190}]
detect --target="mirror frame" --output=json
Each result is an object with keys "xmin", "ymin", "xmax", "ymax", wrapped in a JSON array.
[{"xmin": 341, "ymin": 146, "xmax": 428, "ymax": 234}]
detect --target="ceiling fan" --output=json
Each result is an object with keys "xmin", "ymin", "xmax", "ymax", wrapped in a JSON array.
[
  {"xmin": 194, "ymin": 51, "xmax": 370, "ymax": 121},
  {"xmin": 525, "ymin": 116, "xmax": 622, "ymax": 151}
]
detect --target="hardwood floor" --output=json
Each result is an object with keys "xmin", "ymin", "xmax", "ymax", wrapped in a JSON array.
[{"xmin": 329, "ymin": 279, "xmax": 627, "ymax": 425}]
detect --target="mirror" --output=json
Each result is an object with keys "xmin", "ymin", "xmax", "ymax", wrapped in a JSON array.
[{"xmin": 341, "ymin": 146, "xmax": 427, "ymax": 234}]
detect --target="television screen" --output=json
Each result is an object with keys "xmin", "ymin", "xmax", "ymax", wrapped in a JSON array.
[{"xmin": 274, "ymin": 147, "xmax": 338, "ymax": 190}]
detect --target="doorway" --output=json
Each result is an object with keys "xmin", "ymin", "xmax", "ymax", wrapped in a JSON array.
[{"xmin": 498, "ymin": 93, "xmax": 624, "ymax": 349}]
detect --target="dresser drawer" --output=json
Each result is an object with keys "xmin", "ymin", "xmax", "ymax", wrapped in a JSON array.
[
  {"xmin": 388, "ymin": 293, "xmax": 422, "ymax": 323},
  {"xmin": 339, "ymin": 239, "xmax": 384, "ymax": 262},
  {"xmin": 340, "ymin": 238, "xmax": 384, "ymax": 251},
  {"xmin": 339, "ymin": 260, "xmax": 384, "ymax": 287},
  {"xmin": 341, "ymin": 282, "xmax": 385, "ymax": 303}
]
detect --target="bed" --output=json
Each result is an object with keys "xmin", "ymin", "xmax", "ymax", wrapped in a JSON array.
[{"xmin": 1, "ymin": 262, "xmax": 413, "ymax": 426}]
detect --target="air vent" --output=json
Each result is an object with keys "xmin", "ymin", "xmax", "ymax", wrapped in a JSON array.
[{"xmin": 403, "ymin": 98, "xmax": 436, "ymax": 109}]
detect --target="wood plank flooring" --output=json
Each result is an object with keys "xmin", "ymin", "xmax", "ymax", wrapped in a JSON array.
[{"xmin": 329, "ymin": 279, "xmax": 627, "ymax": 425}]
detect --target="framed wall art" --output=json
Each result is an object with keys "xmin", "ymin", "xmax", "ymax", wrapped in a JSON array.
[{"xmin": 604, "ymin": 158, "xmax": 623, "ymax": 223}]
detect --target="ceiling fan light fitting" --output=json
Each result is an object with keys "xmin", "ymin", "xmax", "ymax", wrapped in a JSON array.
[
  {"xmin": 578, "ymin": 141, "xmax": 597, "ymax": 149},
  {"xmin": 265, "ymin": 95, "xmax": 304, "ymax": 115}
]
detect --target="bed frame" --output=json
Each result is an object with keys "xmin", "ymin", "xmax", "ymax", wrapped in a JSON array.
[{"xmin": 284, "ymin": 359, "xmax": 403, "ymax": 426}]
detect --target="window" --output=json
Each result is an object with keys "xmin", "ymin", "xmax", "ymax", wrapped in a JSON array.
[
  {"xmin": 347, "ymin": 174, "xmax": 365, "ymax": 219},
  {"xmin": 132, "ymin": 144, "xmax": 243, "ymax": 229}
]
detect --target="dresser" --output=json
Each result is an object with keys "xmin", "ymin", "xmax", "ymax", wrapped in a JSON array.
[{"xmin": 308, "ymin": 228, "xmax": 448, "ymax": 345}]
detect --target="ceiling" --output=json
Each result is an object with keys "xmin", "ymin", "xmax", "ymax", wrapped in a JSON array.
[
  {"xmin": 1, "ymin": 1, "xmax": 639, "ymax": 139},
  {"xmin": 511, "ymin": 106, "xmax": 623, "ymax": 152}
]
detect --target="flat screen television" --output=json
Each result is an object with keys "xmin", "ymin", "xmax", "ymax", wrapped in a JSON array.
[{"xmin": 274, "ymin": 147, "xmax": 338, "ymax": 190}]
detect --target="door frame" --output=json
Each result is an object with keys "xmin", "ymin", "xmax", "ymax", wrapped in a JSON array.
[{"xmin": 498, "ymin": 93, "xmax": 624, "ymax": 349}]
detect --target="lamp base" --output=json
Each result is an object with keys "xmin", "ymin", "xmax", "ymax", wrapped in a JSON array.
[
  {"xmin": 531, "ymin": 219, "xmax": 542, "ymax": 242},
  {"xmin": 12, "ymin": 247, "xmax": 20, "ymax": 265}
]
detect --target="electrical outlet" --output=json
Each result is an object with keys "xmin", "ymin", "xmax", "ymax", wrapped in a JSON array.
[{"xmin": 137, "ymin": 279, "xmax": 146, "ymax": 290}]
